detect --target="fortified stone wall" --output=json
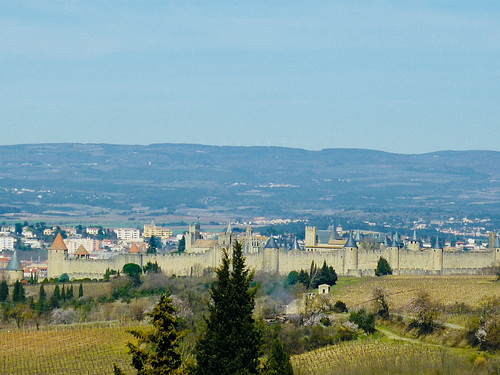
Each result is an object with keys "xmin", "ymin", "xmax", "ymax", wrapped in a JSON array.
[{"xmin": 48, "ymin": 245, "xmax": 500, "ymax": 280}]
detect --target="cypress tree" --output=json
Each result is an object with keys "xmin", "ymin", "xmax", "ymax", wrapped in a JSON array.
[
  {"xmin": 12, "ymin": 280, "xmax": 26, "ymax": 303},
  {"xmin": 61, "ymin": 285, "xmax": 66, "ymax": 301},
  {"xmin": 147, "ymin": 235, "xmax": 157, "ymax": 254},
  {"xmin": 0, "ymin": 280, "xmax": 8, "ymax": 302},
  {"xmin": 195, "ymin": 241, "xmax": 261, "ymax": 375},
  {"xmin": 37, "ymin": 284, "xmax": 48, "ymax": 314},
  {"xmin": 78, "ymin": 283, "xmax": 84, "ymax": 298},
  {"xmin": 67, "ymin": 285, "xmax": 74, "ymax": 300},
  {"xmin": 50, "ymin": 285, "xmax": 60, "ymax": 309}
]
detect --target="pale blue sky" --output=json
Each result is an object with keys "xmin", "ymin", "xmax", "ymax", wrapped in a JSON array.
[{"xmin": 1, "ymin": 1, "xmax": 499, "ymax": 153}]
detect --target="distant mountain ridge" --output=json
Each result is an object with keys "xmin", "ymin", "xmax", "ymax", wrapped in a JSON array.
[{"xmin": 0, "ymin": 143, "xmax": 498, "ymax": 219}]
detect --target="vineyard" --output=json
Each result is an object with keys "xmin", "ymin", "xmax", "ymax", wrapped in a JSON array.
[
  {"xmin": 291, "ymin": 340, "xmax": 492, "ymax": 375},
  {"xmin": 0, "ymin": 323, "xmax": 140, "ymax": 375},
  {"xmin": 333, "ymin": 275, "xmax": 500, "ymax": 311}
]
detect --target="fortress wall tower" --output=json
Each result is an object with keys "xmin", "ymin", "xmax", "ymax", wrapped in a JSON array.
[
  {"xmin": 408, "ymin": 230, "xmax": 421, "ymax": 251},
  {"xmin": 48, "ymin": 233, "xmax": 69, "ymax": 279},
  {"xmin": 431, "ymin": 237, "xmax": 443, "ymax": 272},
  {"xmin": 343, "ymin": 233, "xmax": 358, "ymax": 275},
  {"xmin": 262, "ymin": 237, "xmax": 279, "ymax": 273},
  {"xmin": 305, "ymin": 226, "xmax": 317, "ymax": 248},
  {"xmin": 389, "ymin": 244, "xmax": 400, "ymax": 271}
]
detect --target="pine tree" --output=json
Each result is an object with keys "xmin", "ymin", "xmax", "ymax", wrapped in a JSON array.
[
  {"xmin": 61, "ymin": 285, "xmax": 66, "ymax": 301},
  {"xmin": 195, "ymin": 241, "xmax": 261, "ymax": 375},
  {"xmin": 124, "ymin": 292, "xmax": 185, "ymax": 374},
  {"xmin": 375, "ymin": 257, "xmax": 392, "ymax": 276},
  {"xmin": 0, "ymin": 280, "xmax": 8, "ymax": 302},
  {"xmin": 265, "ymin": 335, "xmax": 293, "ymax": 375},
  {"xmin": 12, "ymin": 280, "xmax": 26, "ymax": 303},
  {"xmin": 78, "ymin": 284, "xmax": 84, "ymax": 298}
]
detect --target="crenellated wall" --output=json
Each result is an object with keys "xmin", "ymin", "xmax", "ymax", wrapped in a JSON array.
[{"xmin": 48, "ymin": 244, "xmax": 500, "ymax": 280}]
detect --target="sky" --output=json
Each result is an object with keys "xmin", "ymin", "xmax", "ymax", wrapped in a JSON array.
[{"xmin": 1, "ymin": 1, "xmax": 499, "ymax": 154}]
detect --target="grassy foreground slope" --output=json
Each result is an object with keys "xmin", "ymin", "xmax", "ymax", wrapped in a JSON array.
[
  {"xmin": 0, "ymin": 324, "xmax": 136, "ymax": 375},
  {"xmin": 333, "ymin": 275, "xmax": 500, "ymax": 311}
]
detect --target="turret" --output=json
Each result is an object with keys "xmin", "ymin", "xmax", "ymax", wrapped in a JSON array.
[
  {"xmin": 263, "ymin": 237, "xmax": 279, "ymax": 273},
  {"xmin": 408, "ymin": 230, "xmax": 421, "ymax": 251},
  {"xmin": 48, "ymin": 233, "xmax": 68, "ymax": 279},
  {"xmin": 430, "ymin": 236, "xmax": 443, "ymax": 272},
  {"xmin": 389, "ymin": 235, "xmax": 400, "ymax": 271},
  {"xmin": 5, "ymin": 250, "xmax": 23, "ymax": 284},
  {"xmin": 343, "ymin": 232, "xmax": 358, "ymax": 275}
]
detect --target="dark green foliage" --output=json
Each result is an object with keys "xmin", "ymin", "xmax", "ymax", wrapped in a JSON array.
[
  {"xmin": 147, "ymin": 235, "xmax": 157, "ymax": 254},
  {"xmin": 177, "ymin": 236, "xmax": 185, "ymax": 252},
  {"xmin": 104, "ymin": 268, "xmax": 118, "ymax": 280},
  {"xmin": 311, "ymin": 261, "xmax": 337, "ymax": 288},
  {"xmin": 59, "ymin": 273, "xmax": 69, "ymax": 283},
  {"xmin": 143, "ymin": 261, "xmax": 161, "ymax": 274},
  {"xmin": 375, "ymin": 257, "xmax": 392, "ymax": 276},
  {"xmin": 78, "ymin": 283, "xmax": 84, "ymax": 298},
  {"xmin": 67, "ymin": 285, "xmax": 74, "ymax": 300},
  {"xmin": 36, "ymin": 284, "xmax": 49, "ymax": 314},
  {"xmin": 123, "ymin": 263, "xmax": 142, "ymax": 286},
  {"xmin": 348, "ymin": 309, "xmax": 376, "ymax": 333},
  {"xmin": 0, "ymin": 280, "xmax": 8, "ymax": 302},
  {"xmin": 61, "ymin": 285, "xmax": 66, "ymax": 301},
  {"xmin": 265, "ymin": 335, "xmax": 294, "ymax": 375},
  {"xmin": 195, "ymin": 241, "xmax": 262, "ymax": 375},
  {"xmin": 333, "ymin": 300, "xmax": 348, "ymax": 313},
  {"xmin": 286, "ymin": 271, "xmax": 299, "ymax": 286},
  {"xmin": 298, "ymin": 270, "xmax": 310, "ymax": 288},
  {"xmin": 126, "ymin": 292, "xmax": 185, "ymax": 374},
  {"xmin": 320, "ymin": 317, "xmax": 331, "ymax": 327},
  {"xmin": 50, "ymin": 285, "xmax": 60, "ymax": 308},
  {"xmin": 12, "ymin": 280, "xmax": 26, "ymax": 303},
  {"xmin": 113, "ymin": 364, "xmax": 125, "ymax": 375}
]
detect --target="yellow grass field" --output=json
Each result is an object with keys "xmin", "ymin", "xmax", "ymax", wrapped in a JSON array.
[
  {"xmin": 0, "ymin": 323, "xmax": 138, "ymax": 375},
  {"xmin": 332, "ymin": 275, "xmax": 500, "ymax": 311}
]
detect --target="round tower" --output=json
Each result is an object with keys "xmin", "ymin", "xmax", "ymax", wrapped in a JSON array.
[
  {"xmin": 389, "ymin": 236, "xmax": 400, "ymax": 271},
  {"xmin": 430, "ymin": 237, "xmax": 443, "ymax": 272},
  {"xmin": 48, "ymin": 233, "xmax": 68, "ymax": 279},
  {"xmin": 408, "ymin": 230, "xmax": 421, "ymax": 251},
  {"xmin": 343, "ymin": 232, "xmax": 358, "ymax": 275},
  {"xmin": 263, "ymin": 237, "xmax": 279, "ymax": 273},
  {"xmin": 493, "ymin": 233, "xmax": 500, "ymax": 265}
]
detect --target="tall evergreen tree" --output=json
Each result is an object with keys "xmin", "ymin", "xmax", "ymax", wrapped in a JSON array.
[
  {"xmin": 195, "ymin": 241, "xmax": 261, "ymax": 375},
  {"xmin": 78, "ymin": 283, "xmax": 84, "ymax": 298},
  {"xmin": 61, "ymin": 285, "xmax": 66, "ymax": 301},
  {"xmin": 50, "ymin": 285, "xmax": 61, "ymax": 308},
  {"xmin": 0, "ymin": 280, "xmax": 8, "ymax": 302},
  {"xmin": 37, "ymin": 284, "xmax": 48, "ymax": 314},
  {"xmin": 119, "ymin": 292, "xmax": 185, "ymax": 374},
  {"xmin": 12, "ymin": 280, "xmax": 26, "ymax": 303},
  {"xmin": 67, "ymin": 285, "xmax": 74, "ymax": 300}
]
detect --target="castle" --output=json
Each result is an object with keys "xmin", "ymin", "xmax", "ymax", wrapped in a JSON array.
[{"xmin": 46, "ymin": 223, "xmax": 500, "ymax": 280}]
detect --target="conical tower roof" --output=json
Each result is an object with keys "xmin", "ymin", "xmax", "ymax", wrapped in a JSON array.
[
  {"xmin": 432, "ymin": 236, "xmax": 442, "ymax": 250},
  {"xmin": 6, "ymin": 251, "xmax": 21, "ymax": 271},
  {"xmin": 355, "ymin": 229, "xmax": 361, "ymax": 242},
  {"xmin": 345, "ymin": 232, "xmax": 358, "ymax": 248},
  {"xmin": 227, "ymin": 222, "xmax": 232, "ymax": 234},
  {"xmin": 383, "ymin": 236, "xmax": 389, "ymax": 247},
  {"xmin": 129, "ymin": 243, "xmax": 141, "ymax": 253},
  {"xmin": 75, "ymin": 245, "xmax": 89, "ymax": 256},
  {"xmin": 495, "ymin": 235, "xmax": 500, "ymax": 248},
  {"xmin": 264, "ymin": 237, "xmax": 279, "ymax": 249},
  {"xmin": 292, "ymin": 237, "xmax": 300, "ymax": 250},
  {"xmin": 49, "ymin": 233, "xmax": 68, "ymax": 251},
  {"xmin": 391, "ymin": 236, "xmax": 399, "ymax": 248},
  {"xmin": 412, "ymin": 230, "xmax": 418, "ymax": 242},
  {"xmin": 394, "ymin": 232, "xmax": 400, "ymax": 243}
]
